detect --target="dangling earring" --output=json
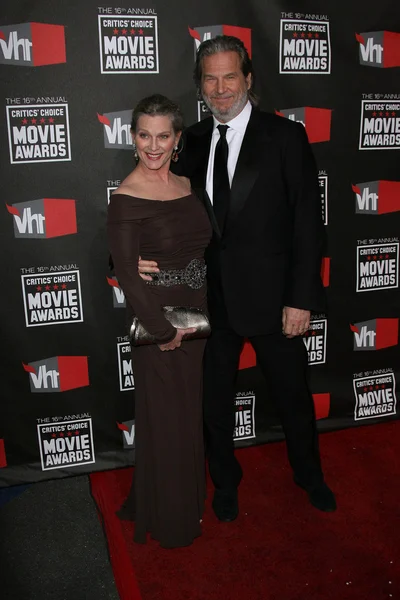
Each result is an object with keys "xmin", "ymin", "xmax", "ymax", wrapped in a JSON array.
[
  {"xmin": 133, "ymin": 143, "xmax": 139, "ymax": 162},
  {"xmin": 172, "ymin": 137, "xmax": 184, "ymax": 163},
  {"xmin": 171, "ymin": 145, "xmax": 179, "ymax": 163}
]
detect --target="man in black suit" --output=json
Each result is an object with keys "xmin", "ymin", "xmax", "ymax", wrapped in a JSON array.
[{"xmin": 140, "ymin": 35, "xmax": 336, "ymax": 520}]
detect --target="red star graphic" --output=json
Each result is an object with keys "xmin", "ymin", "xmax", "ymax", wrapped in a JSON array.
[
  {"xmin": 130, "ymin": 28, "xmax": 135, "ymax": 34},
  {"xmin": 60, "ymin": 432, "xmax": 64, "ymax": 437},
  {"xmin": 36, "ymin": 285, "xmax": 42, "ymax": 291},
  {"xmin": 315, "ymin": 33, "xmax": 319, "ymax": 38},
  {"xmin": 31, "ymin": 118, "xmax": 37, "ymax": 124},
  {"xmin": 308, "ymin": 33, "xmax": 313, "ymax": 38},
  {"xmin": 369, "ymin": 386, "xmax": 373, "ymax": 391},
  {"xmin": 372, "ymin": 112, "xmax": 377, "ymax": 117},
  {"xmin": 392, "ymin": 111, "xmax": 396, "ymax": 117},
  {"xmin": 367, "ymin": 256, "xmax": 371, "ymax": 260},
  {"xmin": 238, "ymin": 406, "xmax": 243, "ymax": 411},
  {"xmin": 375, "ymin": 385, "xmax": 379, "ymax": 390},
  {"xmin": 49, "ymin": 117, "xmax": 54, "ymax": 124},
  {"xmin": 385, "ymin": 112, "xmax": 390, "ymax": 117},
  {"xmin": 379, "ymin": 255, "xmax": 383, "ymax": 259},
  {"xmin": 379, "ymin": 111, "xmax": 383, "ymax": 117},
  {"xmin": 385, "ymin": 254, "xmax": 389, "ymax": 259},
  {"xmin": 300, "ymin": 32, "xmax": 305, "ymax": 38},
  {"xmin": 364, "ymin": 387, "xmax": 368, "ymax": 392},
  {"xmin": 312, "ymin": 331, "xmax": 316, "ymax": 336},
  {"xmin": 293, "ymin": 32, "xmax": 298, "ymax": 38},
  {"xmin": 53, "ymin": 284, "xmax": 59, "ymax": 290},
  {"xmin": 52, "ymin": 433, "xmax": 56, "ymax": 438},
  {"xmin": 381, "ymin": 384, "xmax": 385, "ymax": 389},
  {"xmin": 138, "ymin": 29, "xmax": 144, "ymax": 35},
  {"xmin": 22, "ymin": 118, "xmax": 28, "ymax": 125},
  {"xmin": 45, "ymin": 285, "xmax": 51, "ymax": 291},
  {"xmin": 40, "ymin": 118, "xmax": 46, "ymax": 124},
  {"xmin": 113, "ymin": 28, "xmax": 119, "ymax": 35},
  {"xmin": 75, "ymin": 431, "xmax": 79, "ymax": 436},
  {"xmin": 68, "ymin": 431, "xmax": 72, "ymax": 436},
  {"xmin": 61, "ymin": 283, "xmax": 67, "ymax": 289},
  {"xmin": 122, "ymin": 28, "xmax": 127, "ymax": 35}
]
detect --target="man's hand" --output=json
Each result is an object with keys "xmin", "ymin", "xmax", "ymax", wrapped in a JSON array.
[
  {"xmin": 138, "ymin": 255, "xmax": 160, "ymax": 282},
  {"xmin": 158, "ymin": 327, "xmax": 196, "ymax": 351},
  {"xmin": 282, "ymin": 306, "xmax": 310, "ymax": 338}
]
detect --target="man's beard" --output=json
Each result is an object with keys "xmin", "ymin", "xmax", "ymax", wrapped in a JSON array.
[{"xmin": 202, "ymin": 90, "xmax": 248, "ymax": 122}]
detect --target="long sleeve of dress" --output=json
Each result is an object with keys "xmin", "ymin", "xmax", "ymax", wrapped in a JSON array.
[{"xmin": 107, "ymin": 195, "xmax": 176, "ymax": 344}]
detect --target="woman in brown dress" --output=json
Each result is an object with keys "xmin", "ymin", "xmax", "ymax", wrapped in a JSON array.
[{"xmin": 107, "ymin": 95, "xmax": 212, "ymax": 549}]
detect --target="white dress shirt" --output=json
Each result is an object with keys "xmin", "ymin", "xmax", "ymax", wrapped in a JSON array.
[{"xmin": 205, "ymin": 100, "xmax": 252, "ymax": 204}]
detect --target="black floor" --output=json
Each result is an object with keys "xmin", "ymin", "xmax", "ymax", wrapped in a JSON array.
[{"xmin": 0, "ymin": 475, "xmax": 119, "ymax": 600}]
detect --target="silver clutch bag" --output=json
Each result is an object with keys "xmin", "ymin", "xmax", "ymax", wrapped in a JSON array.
[{"xmin": 130, "ymin": 306, "xmax": 211, "ymax": 346}]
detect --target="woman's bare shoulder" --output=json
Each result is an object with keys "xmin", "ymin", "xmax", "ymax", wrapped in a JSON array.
[
  {"xmin": 111, "ymin": 177, "xmax": 141, "ymax": 199},
  {"xmin": 174, "ymin": 175, "xmax": 191, "ymax": 192},
  {"xmin": 110, "ymin": 171, "xmax": 138, "ymax": 195}
]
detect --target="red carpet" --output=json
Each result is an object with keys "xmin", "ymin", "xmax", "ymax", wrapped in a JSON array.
[{"xmin": 91, "ymin": 422, "xmax": 400, "ymax": 600}]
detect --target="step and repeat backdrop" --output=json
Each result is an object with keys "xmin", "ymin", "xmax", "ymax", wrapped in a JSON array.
[{"xmin": 0, "ymin": 0, "xmax": 399, "ymax": 487}]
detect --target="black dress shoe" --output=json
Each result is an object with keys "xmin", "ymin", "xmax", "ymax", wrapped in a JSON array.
[
  {"xmin": 212, "ymin": 489, "xmax": 239, "ymax": 522},
  {"xmin": 294, "ymin": 479, "xmax": 337, "ymax": 512}
]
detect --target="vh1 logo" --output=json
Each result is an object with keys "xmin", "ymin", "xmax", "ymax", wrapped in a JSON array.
[
  {"xmin": 356, "ymin": 31, "xmax": 400, "ymax": 68},
  {"xmin": 188, "ymin": 25, "xmax": 251, "ymax": 56},
  {"xmin": 352, "ymin": 181, "xmax": 400, "ymax": 214},
  {"xmin": 6, "ymin": 199, "xmax": 76, "ymax": 238},
  {"xmin": 97, "ymin": 111, "xmax": 132, "ymax": 150},
  {"xmin": 350, "ymin": 319, "xmax": 399, "ymax": 350},
  {"xmin": 22, "ymin": 356, "xmax": 89, "ymax": 393},
  {"xmin": 117, "ymin": 420, "xmax": 135, "ymax": 448},
  {"xmin": 107, "ymin": 276, "xmax": 125, "ymax": 307},
  {"xmin": 0, "ymin": 23, "xmax": 66, "ymax": 66},
  {"xmin": 276, "ymin": 107, "xmax": 332, "ymax": 143}
]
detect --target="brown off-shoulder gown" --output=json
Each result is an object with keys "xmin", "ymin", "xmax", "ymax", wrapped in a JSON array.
[{"xmin": 107, "ymin": 192, "xmax": 212, "ymax": 548}]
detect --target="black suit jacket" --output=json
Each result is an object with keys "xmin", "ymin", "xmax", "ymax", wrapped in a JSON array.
[{"xmin": 174, "ymin": 108, "xmax": 326, "ymax": 337}]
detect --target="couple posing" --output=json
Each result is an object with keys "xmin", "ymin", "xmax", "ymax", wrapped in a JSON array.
[{"xmin": 107, "ymin": 35, "xmax": 336, "ymax": 550}]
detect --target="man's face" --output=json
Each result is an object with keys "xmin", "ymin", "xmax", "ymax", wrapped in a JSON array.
[{"xmin": 201, "ymin": 51, "xmax": 251, "ymax": 123}]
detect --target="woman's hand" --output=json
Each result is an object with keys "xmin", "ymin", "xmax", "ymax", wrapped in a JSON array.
[
  {"xmin": 158, "ymin": 327, "xmax": 196, "ymax": 351},
  {"xmin": 138, "ymin": 255, "xmax": 159, "ymax": 282}
]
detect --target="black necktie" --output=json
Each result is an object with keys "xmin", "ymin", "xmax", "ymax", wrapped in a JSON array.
[{"xmin": 213, "ymin": 124, "xmax": 230, "ymax": 233}]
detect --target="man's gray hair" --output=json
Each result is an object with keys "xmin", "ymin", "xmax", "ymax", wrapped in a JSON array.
[{"xmin": 193, "ymin": 35, "xmax": 258, "ymax": 106}]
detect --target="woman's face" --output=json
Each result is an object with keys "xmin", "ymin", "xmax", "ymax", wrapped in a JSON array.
[{"xmin": 132, "ymin": 114, "xmax": 181, "ymax": 170}]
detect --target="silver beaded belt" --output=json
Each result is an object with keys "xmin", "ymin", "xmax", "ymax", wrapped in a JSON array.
[{"xmin": 145, "ymin": 258, "xmax": 206, "ymax": 290}]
